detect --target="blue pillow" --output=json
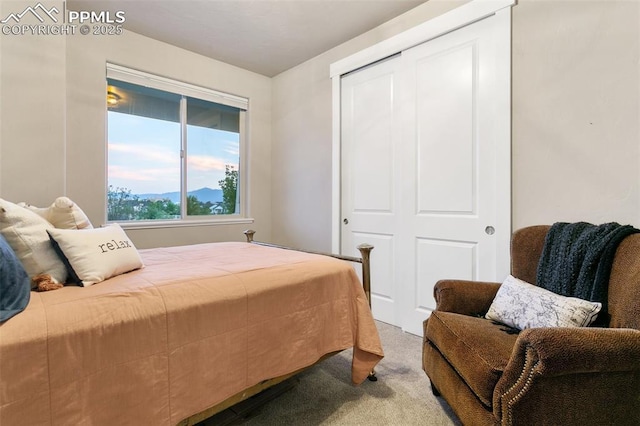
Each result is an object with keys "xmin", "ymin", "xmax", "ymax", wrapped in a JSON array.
[{"xmin": 0, "ymin": 234, "xmax": 30, "ymax": 322}]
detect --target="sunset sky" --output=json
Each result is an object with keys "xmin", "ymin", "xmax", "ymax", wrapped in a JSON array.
[{"xmin": 107, "ymin": 112, "xmax": 239, "ymax": 195}]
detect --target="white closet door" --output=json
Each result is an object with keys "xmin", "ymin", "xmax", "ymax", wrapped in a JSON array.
[
  {"xmin": 399, "ymin": 15, "xmax": 503, "ymax": 336},
  {"xmin": 341, "ymin": 12, "xmax": 510, "ymax": 336},
  {"xmin": 341, "ymin": 56, "xmax": 403, "ymax": 326}
]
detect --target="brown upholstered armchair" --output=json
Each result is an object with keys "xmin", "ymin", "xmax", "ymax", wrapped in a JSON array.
[{"xmin": 422, "ymin": 225, "xmax": 640, "ymax": 426}]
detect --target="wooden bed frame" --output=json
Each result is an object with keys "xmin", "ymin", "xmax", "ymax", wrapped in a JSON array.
[{"xmin": 177, "ymin": 231, "xmax": 375, "ymax": 425}]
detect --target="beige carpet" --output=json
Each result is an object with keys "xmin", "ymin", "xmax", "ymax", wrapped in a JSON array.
[{"xmin": 203, "ymin": 321, "xmax": 462, "ymax": 425}]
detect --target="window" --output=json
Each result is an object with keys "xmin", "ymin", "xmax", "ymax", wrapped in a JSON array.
[{"xmin": 105, "ymin": 64, "xmax": 247, "ymax": 223}]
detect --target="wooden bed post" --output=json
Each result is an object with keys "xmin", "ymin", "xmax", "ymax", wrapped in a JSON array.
[
  {"xmin": 244, "ymin": 229, "xmax": 255, "ymax": 243},
  {"xmin": 355, "ymin": 243, "xmax": 377, "ymax": 381},
  {"xmin": 356, "ymin": 243, "xmax": 373, "ymax": 307}
]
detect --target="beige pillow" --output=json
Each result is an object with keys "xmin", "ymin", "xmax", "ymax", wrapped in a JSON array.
[
  {"xmin": 21, "ymin": 196, "xmax": 93, "ymax": 230},
  {"xmin": 0, "ymin": 198, "xmax": 68, "ymax": 285},
  {"xmin": 47, "ymin": 224, "xmax": 143, "ymax": 286}
]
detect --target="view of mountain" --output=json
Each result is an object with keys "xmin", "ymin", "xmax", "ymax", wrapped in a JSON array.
[{"xmin": 137, "ymin": 187, "xmax": 223, "ymax": 203}]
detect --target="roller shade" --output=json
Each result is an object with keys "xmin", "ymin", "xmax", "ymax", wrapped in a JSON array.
[{"xmin": 106, "ymin": 63, "xmax": 248, "ymax": 110}]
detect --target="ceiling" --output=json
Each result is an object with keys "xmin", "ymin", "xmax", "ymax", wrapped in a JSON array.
[{"xmin": 68, "ymin": 0, "xmax": 426, "ymax": 77}]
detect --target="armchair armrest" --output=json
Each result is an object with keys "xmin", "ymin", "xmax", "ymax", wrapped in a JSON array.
[
  {"xmin": 495, "ymin": 327, "xmax": 640, "ymax": 425},
  {"xmin": 509, "ymin": 327, "xmax": 640, "ymax": 375},
  {"xmin": 433, "ymin": 279, "xmax": 501, "ymax": 316}
]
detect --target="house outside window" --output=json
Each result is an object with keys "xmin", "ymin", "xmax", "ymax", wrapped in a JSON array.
[{"xmin": 105, "ymin": 64, "xmax": 247, "ymax": 224}]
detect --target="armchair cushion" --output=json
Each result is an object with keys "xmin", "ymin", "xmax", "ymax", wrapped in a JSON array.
[
  {"xmin": 426, "ymin": 311, "xmax": 517, "ymax": 408},
  {"xmin": 485, "ymin": 275, "xmax": 602, "ymax": 330}
]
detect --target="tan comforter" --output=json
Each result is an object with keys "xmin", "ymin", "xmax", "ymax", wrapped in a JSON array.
[{"xmin": 0, "ymin": 242, "xmax": 383, "ymax": 425}]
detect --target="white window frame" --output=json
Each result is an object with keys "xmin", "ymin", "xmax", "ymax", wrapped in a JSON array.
[{"xmin": 106, "ymin": 63, "xmax": 252, "ymax": 229}]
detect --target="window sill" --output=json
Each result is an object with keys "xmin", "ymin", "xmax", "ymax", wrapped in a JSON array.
[{"xmin": 113, "ymin": 217, "xmax": 255, "ymax": 230}]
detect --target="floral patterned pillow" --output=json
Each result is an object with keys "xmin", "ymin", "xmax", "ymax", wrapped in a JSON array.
[{"xmin": 485, "ymin": 275, "xmax": 601, "ymax": 330}]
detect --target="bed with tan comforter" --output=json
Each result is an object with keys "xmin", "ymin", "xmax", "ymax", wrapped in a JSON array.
[{"xmin": 0, "ymin": 242, "xmax": 383, "ymax": 425}]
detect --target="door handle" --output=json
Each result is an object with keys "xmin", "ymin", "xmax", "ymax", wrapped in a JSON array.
[
  {"xmin": 343, "ymin": 218, "xmax": 349, "ymax": 225},
  {"xmin": 485, "ymin": 226, "xmax": 495, "ymax": 235}
]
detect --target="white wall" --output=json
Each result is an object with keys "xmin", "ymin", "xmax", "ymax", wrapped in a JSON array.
[
  {"xmin": 271, "ymin": 0, "xmax": 640, "ymax": 252},
  {"xmin": 0, "ymin": 0, "xmax": 67, "ymax": 204},
  {"xmin": 0, "ymin": 1, "xmax": 272, "ymax": 248},
  {"xmin": 511, "ymin": 0, "xmax": 640, "ymax": 229}
]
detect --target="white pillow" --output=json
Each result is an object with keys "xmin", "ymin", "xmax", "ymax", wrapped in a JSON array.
[
  {"xmin": 47, "ymin": 224, "xmax": 143, "ymax": 286},
  {"xmin": 20, "ymin": 196, "xmax": 93, "ymax": 230},
  {"xmin": 485, "ymin": 275, "xmax": 602, "ymax": 330},
  {"xmin": 0, "ymin": 198, "xmax": 68, "ymax": 285}
]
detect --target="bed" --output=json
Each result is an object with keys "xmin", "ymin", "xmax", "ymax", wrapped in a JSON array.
[{"xmin": 0, "ymin": 232, "xmax": 383, "ymax": 425}]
